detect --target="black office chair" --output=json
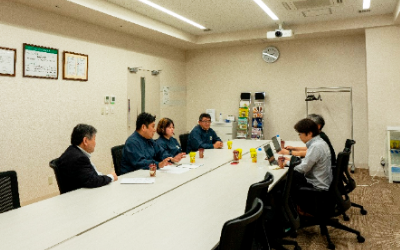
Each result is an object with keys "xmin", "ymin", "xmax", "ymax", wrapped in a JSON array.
[
  {"xmin": 244, "ymin": 172, "xmax": 274, "ymax": 249},
  {"xmin": 245, "ymin": 171, "xmax": 274, "ymax": 212},
  {"xmin": 49, "ymin": 158, "xmax": 68, "ymax": 194},
  {"xmin": 0, "ymin": 170, "xmax": 21, "ymax": 213},
  {"xmin": 213, "ymin": 198, "xmax": 265, "ymax": 250},
  {"xmin": 297, "ymin": 151, "xmax": 365, "ymax": 249},
  {"xmin": 341, "ymin": 139, "xmax": 367, "ymax": 221},
  {"xmin": 266, "ymin": 156, "xmax": 302, "ymax": 250},
  {"xmin": 179, "ymin": 133, "xmax": 189, "ymax": 153},
  {"xmin": 111, "ymin": 144, "xmax": 125, "ymax": 176}
]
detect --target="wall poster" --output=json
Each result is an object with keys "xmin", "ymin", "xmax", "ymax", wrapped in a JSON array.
[
  {"xmin": 0, "ymin": 46, "xmax": 16, "ymax": 77},
  {"xmin": 63, "ymin": 51, "xmax": 88, "ymax": 81},
  {"xmin": 23, "ymin": 43, "xmax": 58, "ymax": 79}
]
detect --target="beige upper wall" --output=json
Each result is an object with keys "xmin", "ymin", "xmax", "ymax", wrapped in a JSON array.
[
  {"xmin": 186, "ymin": 34, "xmax": 368, "ymax": 168},
  {"xmin": 0, "ymin": 0, "xmax": 186, "ymax": 205},
  {"xmin": 365, "ymin": 26, "xmax": 400, "ymax": 176}
]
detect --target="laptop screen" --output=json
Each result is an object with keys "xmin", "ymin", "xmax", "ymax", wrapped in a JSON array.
[
  {"xmin": 264, "ymin": 144, "xmax": 277, "ymax": 164},
  {"xmin": 271, "ymin": 136, "xmax": 281, "ymax": 152}
]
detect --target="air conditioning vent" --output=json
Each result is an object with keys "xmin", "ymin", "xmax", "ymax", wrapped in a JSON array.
[
  {"xmin": 281, "ymin": 0, "xmax": 343, "ymax": 11},
  {"xmin": 302, "ymin": 8, "xmax": 333, "ymax": 17}
]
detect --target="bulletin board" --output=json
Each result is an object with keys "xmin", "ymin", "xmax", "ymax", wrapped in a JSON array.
[
  {"xmin": 23, "ymin": 43, "xmax": 58, "ymax": 79},
  {"xmin": 0, "ymin": 46, "xmax": 16, "ymax": 77},
  {"xmin": 63, "ymin": 51, "xmax": 88, "ymax": 81}
]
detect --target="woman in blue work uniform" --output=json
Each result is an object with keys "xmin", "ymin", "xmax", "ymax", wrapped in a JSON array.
[{"xmin": 156, "ymin": 118, "xmax": 186, "ymax": 159}]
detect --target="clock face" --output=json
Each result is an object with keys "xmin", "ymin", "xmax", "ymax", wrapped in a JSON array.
[{"xmin": 262, "ymin": 46, "xmax": 279, "ymax": 63}]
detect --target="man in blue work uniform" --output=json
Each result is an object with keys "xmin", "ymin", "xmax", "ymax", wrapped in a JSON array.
[
  {"xmin": 186, "ymin": 113, "xmax": 223, "ymax": 153},
  {"xmin": 121, "ymin": 112, "xmax": 183, "ymax": 174}
]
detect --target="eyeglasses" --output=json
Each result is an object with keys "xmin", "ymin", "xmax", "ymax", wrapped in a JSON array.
[{"xmin": 200, "ymin": 120, "xmax": 211, "ymax": 124}]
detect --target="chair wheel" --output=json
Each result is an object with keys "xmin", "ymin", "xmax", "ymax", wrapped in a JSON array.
[
  {"xmin": 327, "ymin": 243, "xmax": 335, "ymax": 249},
  {"xmin": 361, "ymin": 209, "xmax": 367, "ymax": 215},
  {"xmin": 357, "ymin": 236, "xmax": 365, "ymax": 243},
  {"xmin": 343, "ymin": 214, "xmax": 350, "ymax": 221}
]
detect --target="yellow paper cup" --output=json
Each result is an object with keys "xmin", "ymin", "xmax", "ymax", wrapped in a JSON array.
[
  {"xmin": 236, "ymin": 148, "xmax": 242, "ymax": 159},
  {"xmin": 189, "ymin": 152, "xmax": 196, "ymax": 163},
  {"xmin": 251, "ymin": 151, "xmax": 257, "ymax": 163},
  {"xmin": 227, "ymin": 141, "xmax": 232, "ymax": 149}
]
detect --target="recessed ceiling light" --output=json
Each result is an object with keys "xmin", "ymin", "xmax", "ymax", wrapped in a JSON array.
[
  {"xmin": 138, "ymin": 0, "xmax": 207, "ymax": 30},
  {"xmin": 363, "ymin": 0, "xmax": 371, "ymax": 9},
  {"xmin": 252, "ymin": 0, "xmax": 279, "ymax": 20}
]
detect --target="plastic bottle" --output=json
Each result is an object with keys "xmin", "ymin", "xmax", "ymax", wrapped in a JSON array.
[
  {"xmin": 257, "ymin": 147, "xmax": 264, "ymax": 167},
  {"xmin": 219, "ymin": 113, "xmax": 223, "ymax": 122},
  {"xmin": 276, "ymin": 134, "xmax": 281, "ymax": 145}
]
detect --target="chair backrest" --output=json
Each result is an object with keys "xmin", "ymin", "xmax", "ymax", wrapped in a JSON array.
[
  {"xmin": 330, "ymin": 151, "xmax": 352, "ymax": 214},
  {"xmin": 0, "ymin": 170, "xmax": 21, "ymax": 213},
  {"xmin": 282, "ymin": 156, "xmax": 302, "ymax": 230},
  {"xmin": 344, "ymin": 139, "xmax": 356, "ymax": 153},
  {"xmin": 179, "ymin": 133, "xmax": 189, "ymax": 153},
  {"xmin": 111, "ymin": 144, "xmax": 125, "ymax": 176},
  {"xmin": 342, "ymin": 139, "xmax": 357, "ymax": 193},
  {"xmin": 49, "ymin": 158, "xmax": 68, "ymax": 194},
  {"xmin": 218, "ymin": 198, "xmax": 264, "ymax": 250},
  {"xmin": 245, "ymin": 171, "xmax": 274, "ymax": 212}
]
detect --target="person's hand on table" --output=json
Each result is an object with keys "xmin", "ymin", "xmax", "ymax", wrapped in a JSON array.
[
  {"xmin": 110, "ymin": 172, "xmax": 118, "ymax": 181},
  {"xmin": 213, "ymin": 141, "xmax": 223, "ymax": 149},
  {"xmin": 171, "ymin": 153, "xmax": 186, "ymax": 162},
  {"xmin": 278, "ymin": 148, "xmax": 290, "ymax": 155},
  {"xmin": 285, "ymin": 145, "xmax": 296, "ymax": 150},
  {"xmin": 159, "ymin": 157, "xmax": 173, "ymax": 168}
]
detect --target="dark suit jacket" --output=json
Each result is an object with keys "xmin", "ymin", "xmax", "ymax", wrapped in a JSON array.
[{"xmin": 57, "ymin": 145, "xmax": 112, "ymax": 193}]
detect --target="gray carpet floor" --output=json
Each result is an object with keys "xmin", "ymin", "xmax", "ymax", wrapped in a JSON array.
[{"xmin": 285, "ymin": 168, "xmax": 400, "ymax": 250}]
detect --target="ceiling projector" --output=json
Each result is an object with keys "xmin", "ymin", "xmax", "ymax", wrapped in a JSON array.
[{"xmin": 266, "ymin": 24, "xmax": 293, "ymax": 39}]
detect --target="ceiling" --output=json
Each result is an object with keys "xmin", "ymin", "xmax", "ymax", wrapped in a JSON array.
[{"xmin": 12, "ymin": 0, "xmax": 400, "ymax": 49}]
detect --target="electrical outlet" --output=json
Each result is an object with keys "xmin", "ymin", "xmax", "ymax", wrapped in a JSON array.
[
  {"xmin": 380, "ymin": 156, "xmax": 385, "ymax": 167},
  {"xmin": 48, "ymin": 176, "xmax": 53, "ymax": 185}
]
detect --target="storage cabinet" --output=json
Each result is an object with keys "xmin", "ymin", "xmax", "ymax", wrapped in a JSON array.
[
  {"xmin": 211, "ymin": 122, "xmax": 237, "ymax": 142},
  {"xmin": 387, "ymin": 126, "xmax": 400, "ymax": 183}
]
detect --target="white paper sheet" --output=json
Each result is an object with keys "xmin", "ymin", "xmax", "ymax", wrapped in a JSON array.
[
  {"xmin": 121, "ymin": 178, "xmax": 155, "ymax": 184},
  {"xmin": 178, "ymin": 164, "xmax": 204, "ymax": 169},
  {"xmin": 158, "ymin": 166, "xmax": 190, "ymax": 174}
]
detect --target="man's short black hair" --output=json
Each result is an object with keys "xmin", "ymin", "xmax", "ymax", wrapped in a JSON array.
[
  {"xmin": 307, "ymin": 114, "xmax": 325, "ymax": 130},
  {"xmin": 71, "ymin": 124, "xmax": 97, "ymax": 146},
  {"xmin": 294, "ymin": 118, "xmax": 320, "ymax": 137},
  {"xmin": 199, "ymin": 113, "xmax": 211, "ymax": 121},
  {"xmin": 136, "ymin": 112, "xmax": 156, "ymax": 131}
]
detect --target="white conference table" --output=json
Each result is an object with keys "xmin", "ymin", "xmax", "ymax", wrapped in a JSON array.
[
  {"xmin": 51, "ymin": 143, "xmax": 305, "ymax": 250},
  {"xmin": 0, "ymin": 139, "xmax": 270, "ymax": 250}
]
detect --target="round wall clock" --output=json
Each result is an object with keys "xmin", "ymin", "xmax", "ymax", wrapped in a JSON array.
[{"xmin": 262, "ymin": 46, "xmax": 279, "ymax": 63}]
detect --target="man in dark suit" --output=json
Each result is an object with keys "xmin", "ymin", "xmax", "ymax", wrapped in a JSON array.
[{"xmin": 57, "ymin": 124, "xmax": 117, "ymax": 193}]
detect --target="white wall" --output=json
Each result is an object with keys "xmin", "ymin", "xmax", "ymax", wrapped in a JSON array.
[
  {"xmin": 365, "ymin": 26, "xmax": 400, "ymax": 176},
  {"xmin": 0, "ymin": 0, "xmax": 186, "ymax": 205},
  {"xmin": 186, "ymin": 35, "xmax": 369, "ymax": 168}
]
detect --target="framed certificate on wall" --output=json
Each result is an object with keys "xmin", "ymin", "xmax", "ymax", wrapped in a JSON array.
[
  {"xmin": 63, "ymin": 51, "xmax": 88, "ymax": 81},
  {"xmin": 23, "ymin": 43, "xmax": 58, "ymax": 79},
  {"xmin": 0, "ymin": 46, "xmax": 17, "ymax": 77}
]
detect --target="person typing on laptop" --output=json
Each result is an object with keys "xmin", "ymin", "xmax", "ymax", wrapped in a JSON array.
[
  {"xmin": 279, "ymin": 118, "xmax": 333, "ymax": 211},
  {"xmin": 278, "ymin": 114, "xmax": 336, "ymax": 166}
]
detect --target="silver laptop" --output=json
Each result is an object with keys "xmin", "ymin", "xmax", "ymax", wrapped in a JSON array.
[
  {"xmin": 264, "ymin": 144, "xmax": 278, "ymax": 166},
  {"xmin": 271, "ymin": 136, "xmax": 281, "ymax": 152}
]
